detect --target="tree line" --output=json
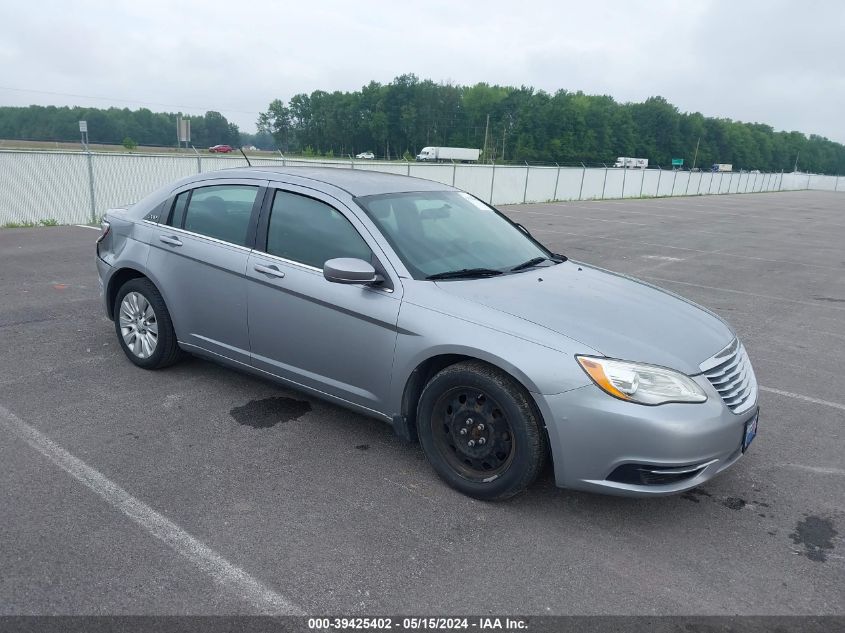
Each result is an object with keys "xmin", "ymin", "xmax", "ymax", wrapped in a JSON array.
[
  {"xmin": 1, "ymin": 76, "xmax": 843, "ymax": 174},
  {"xmin": 0, "ymin": 105, "xmax": 242, "ymax": 148},
  {"xmin": 257, "ymin": 74, "xmax": 845, "ymax": 174}
]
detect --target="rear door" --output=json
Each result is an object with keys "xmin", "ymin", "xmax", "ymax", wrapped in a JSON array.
[
  {"xmin": 146, "ymin": 178, "xmax": 267, "ymax": 364},
  {"xmin": 245, "ymin": 183, "xmax": 402, "ymax": 413}
]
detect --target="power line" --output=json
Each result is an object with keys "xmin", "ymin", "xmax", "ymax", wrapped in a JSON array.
[{"xmin": 0, "ymin": 85, "xmax": 261, "ymax": 116}]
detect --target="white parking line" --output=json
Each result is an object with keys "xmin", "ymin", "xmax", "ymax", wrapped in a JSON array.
[
  {"xmin": 783, "ymin": 464, "xmax": 845, "ymax": 476},
  {"xmin": 759, "ymin": 386, "xmax": 845, "ymax": 412},
  {"xmin": 641, "ymin": 255, "xmax": 684, "ymax": 262},
  {"xmin": 641, "ymin": 276, "xmax": 845, "ymax": 312},
  {"xmin": 527, "ymin": 227, "xmax": 844, "ymax": 272},
  {"xmin": 74, "ymin": 224, "xmax": 100, "ymax": 230},
  {"xmin": 0, "ymin": 404, "xmax": 301, "ymax": 615}
]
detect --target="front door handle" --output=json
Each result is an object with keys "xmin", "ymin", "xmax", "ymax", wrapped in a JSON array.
[
  {"xmin": 159, "ymin": 235, "xmax": 183, "ymax": 247},
  {"xmin": 254, "ymin": 263, "xmax": 285, "ymax": 278}
]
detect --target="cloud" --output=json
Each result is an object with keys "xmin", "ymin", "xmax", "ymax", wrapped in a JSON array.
[{"xmin": 0, "ymin": 0, "xmax": 842, "ymax": 141}]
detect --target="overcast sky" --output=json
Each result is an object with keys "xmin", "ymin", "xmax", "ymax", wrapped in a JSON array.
[{"xmin": 1, "ymin": 0, "xmax": 842, "ymax": 141}]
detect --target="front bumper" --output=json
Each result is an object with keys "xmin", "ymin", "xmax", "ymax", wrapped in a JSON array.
[{"xmin": 535, "ymin": 376, "xmax": 758, "ymax": 497}]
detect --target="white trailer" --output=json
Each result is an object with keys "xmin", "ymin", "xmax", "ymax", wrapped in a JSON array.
[
  {"xmin": 613, "ymin": 157, "xmax": 648, "ymax": 169},
  {"xmin": 416, "ymin": 147, "xmax": 481, "ymax": 162},
  {"xmin": 712, "ymin": 163, "xmax": 733, "ymax": 172}
]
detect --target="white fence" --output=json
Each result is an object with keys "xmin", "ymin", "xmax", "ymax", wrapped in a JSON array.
[{"xmin": 0, "ymin": 149, "xmax": 841, "ymax": 225}]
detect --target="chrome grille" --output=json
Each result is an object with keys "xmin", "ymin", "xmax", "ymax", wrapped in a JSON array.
[{"xmin": 699, "ymin": 339, "xmax": 758, "ymax": 414}]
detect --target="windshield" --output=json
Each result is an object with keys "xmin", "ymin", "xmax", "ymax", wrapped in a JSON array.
[{"xmin": 356, "ymin": 191, "xmax": 553, "ymax": 279}]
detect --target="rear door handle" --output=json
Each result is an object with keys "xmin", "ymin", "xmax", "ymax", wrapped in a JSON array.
[
  {"xmin": 159, "ymin": 235, "xmax": 183, "ymax": 247},
  {"xmin": 254, "ymin": 263, "xmax": 285, "ymax": 279}
]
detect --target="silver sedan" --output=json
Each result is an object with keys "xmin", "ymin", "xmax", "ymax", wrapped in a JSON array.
[{"xmin": 96, "ymin": 167, "xmax": 759, "ymax": 500}]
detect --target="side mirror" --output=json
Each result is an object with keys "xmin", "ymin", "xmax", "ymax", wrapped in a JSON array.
[{"xmin": 323, "ymin": 258, "xmax": 379, "ymax": 285}]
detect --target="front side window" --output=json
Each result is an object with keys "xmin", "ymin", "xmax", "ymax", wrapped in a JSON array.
[
  {"xmin": 181, "ymin": 185, "xmax": 259, "ymax": 246},
  {"xmin": 356, "ymin": 191, "xmax": 549, "ymax": 279},
  {"xmin": 266, "ymin": 191, "xmax": 371, "ymax": 269}
]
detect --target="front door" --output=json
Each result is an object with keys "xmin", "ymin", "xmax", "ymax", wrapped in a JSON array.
[{"xmin": 245, "ymin": 185, "xmax": 402, "ymax": 414}]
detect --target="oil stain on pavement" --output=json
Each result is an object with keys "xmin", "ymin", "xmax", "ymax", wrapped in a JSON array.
[
  {"xmin": 789, "ymin": 515, "xmax": 838, "ymax": 562},
  {"xmin": 230, "ymin": 396, "xmax": 312, "ymax": 429}
]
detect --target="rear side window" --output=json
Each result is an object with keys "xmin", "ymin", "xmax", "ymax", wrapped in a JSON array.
[
  {"xmin": 181, "ymin": 185, "xmax": 259, "ymax": 246},
  {"xmin": 167, "ymin": 191, "xmax": 190, "ymax": 228},
  {"xmin": 266, "ymin": 191, "xmax": 371, "ymax": 268}
]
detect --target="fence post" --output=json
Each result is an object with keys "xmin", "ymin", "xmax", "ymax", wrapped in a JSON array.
[
  {"xmin": 350, "ymin": 158, "xmax": 355, "ymax": 170},
  {"xmin": 640, "ymin": 168, "xmax": 646, "ymax": 197},
  {"xmin": 670, "ymin": 168, "xmax": 678, "ymax": 196},
  {"xmin": 836, "ymin": 174, "xmax": 840, "ymax": 192},
  {"xmin": 522, "ymin": 162, "xmax": 530, "ymax": 204},
  {"xmin": 489, "ymin": 161, "xmax": 496, "ymax": 204},
  {"xmin": 552, "ymin": 163, "xmax": 561, "ymax": 201},
  {"xmin": 452, "ymin": 161, "xmax": 456, "ymax": 186},
  {"xmin": 728, "ymin": 171, "xmax": 734, "ymax": 194},
  {"xmin": 779, "ymin": 170, "xmax": 784, "ymax": 191},
  {"xmin": 621, "ymin": 165, "xmax": 627, "ymax": 199},
  {"xmin": 86, "ymin": 150, "xmax": 97, "ymax": 224},
  {"xmin": 685, "ymin": 169, "xmax": 691, "ymax": 196},
  {"xmin": 192, "ymin": 145, "xmax": 201, "ymax": 173},
  {"xmin": 578, "ymin": 162, "xmax": 586, "ymax": 200},
  {"xmin": 277, "ymin": 149, "xmax": 286, "ymax": 167},
  {"xmin": 601, "ymin": 164, "xmax": 608, "ymax": 200},
  {"xmin": 752, "ymin": 171, "xmax": 759, "ymax": 192},
  {"xmin": 806, "ymin": 172, "xmax": 811, "ymax": 190},
  {"xmin": 655, "ymin": 165, "xmax": 662, "ymax": 197},
  {"xmin": 707, "ymin": 171, "xmax": 714, "ymax": 194}
]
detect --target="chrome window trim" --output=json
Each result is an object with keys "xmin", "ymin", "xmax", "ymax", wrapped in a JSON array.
[
  {"xmin": 252, "ymin": 249, "xmax": 322, "ymax": 273},
  {"xmin": 251, "ymin": 250, "xmax": 394, "ymax": 293},
  {"xmin": 141, "ymin": 219, "xmax": 253, "ymax": 253}
]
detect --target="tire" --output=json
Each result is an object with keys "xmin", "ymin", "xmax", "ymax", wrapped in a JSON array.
[
  {"xmin": 416, "ymin": 361, "xmax": 548, "ymax": 500},
  {"xmin": 114, "ymin": 277, "xmax": 181, "ymax": 369}
]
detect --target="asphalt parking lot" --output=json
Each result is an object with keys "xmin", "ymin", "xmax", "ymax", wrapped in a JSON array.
[{"xmin": 0, "ymin": 190, "xmax": 843, "ymax": 615}]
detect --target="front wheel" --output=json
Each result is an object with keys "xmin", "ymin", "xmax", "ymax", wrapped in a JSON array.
[
  {"xmin": 114, "ymin": 278, "xmax": 181, "ymax": 369},
  {"xmin": 417, "ymin": 361, "xmax": 547, "ymax": 500}
]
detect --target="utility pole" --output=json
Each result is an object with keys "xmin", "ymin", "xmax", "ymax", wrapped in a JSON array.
[
  {"xmin": 691, "ymin": 136, "xmax": 700, "ymax": 171},
  {"xmin": 483, "ymin": 114, "xmax": 490, "ymax": 163}
]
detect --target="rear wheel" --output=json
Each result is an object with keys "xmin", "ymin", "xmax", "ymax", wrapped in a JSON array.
[
  {"xmin": 114, "ymin": 278, "xmax": 181, "ymax": 369},
  {"xmin": 417, "ymin": 361, "xmax": 547, "ymax": 500}
]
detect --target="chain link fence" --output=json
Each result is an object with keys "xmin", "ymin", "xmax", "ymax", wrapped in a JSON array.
[{"xmin": 0, "ymin": 149, "xmax": 840, "ymax": 225}]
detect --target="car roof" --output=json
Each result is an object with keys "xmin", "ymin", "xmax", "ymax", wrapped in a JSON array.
[{"xmin": 186, "ymin": 166, "xmax": 456, "ymax": 197}]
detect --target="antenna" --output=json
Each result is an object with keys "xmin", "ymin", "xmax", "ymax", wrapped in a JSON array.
[{"xmin": 239, "ymin": 147, "xmax": 252, "ymax": 166}]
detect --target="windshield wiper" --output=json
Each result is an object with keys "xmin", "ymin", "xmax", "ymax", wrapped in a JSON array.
[
  {"xmin": 510, "ymin": 256, "xmax": 559, "ymax": 271},
  {"xmin": 426, "ymin": 268, "xmax": 504, "ymax": 280},
  {"xmin": 510, "ymin": 254, "xmax": 568, "ymax": 272}
]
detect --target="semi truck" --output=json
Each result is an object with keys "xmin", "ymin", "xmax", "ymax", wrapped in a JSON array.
[
  {"xmin": 613, "ymin": 157, "xmax": 648, "ymax": 169},
  {"xmin": 711, "ymin": 163, "xmax": 733, "ymax": 172},
  {"xmin": 416, "ymin": 147, "xmax": 480, "ymax": 162}
]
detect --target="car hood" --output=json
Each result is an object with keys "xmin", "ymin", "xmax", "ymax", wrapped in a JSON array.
[{"xmin": 433, "ymin": 261, "xmax": 734, "ymax": 375}]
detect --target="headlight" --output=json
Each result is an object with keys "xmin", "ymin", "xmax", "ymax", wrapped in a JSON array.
[{"xmin": 576, "ymin": 356, "xmax": 707, "ymax": 405}]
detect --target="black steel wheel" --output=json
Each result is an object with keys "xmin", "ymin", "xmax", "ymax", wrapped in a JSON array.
[
  {"xmin": 431, "ymin": 387, "xmax": 516, "ymax": 481},
  {"xmin": 417, "ymin": 361, "xmax": 547, "ymax": 500}
]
